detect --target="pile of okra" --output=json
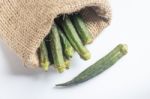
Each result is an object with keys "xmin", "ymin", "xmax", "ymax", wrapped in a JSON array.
[{"xmin": 38, "ymin": 14, "xmax": 93, "ymax": 73}]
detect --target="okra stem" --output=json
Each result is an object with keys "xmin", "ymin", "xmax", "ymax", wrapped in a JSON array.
[{"xmin": 64, "ymin": 59, "xmax": 70, "ymax": 69}]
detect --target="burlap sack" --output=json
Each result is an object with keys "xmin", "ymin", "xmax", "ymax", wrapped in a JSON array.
[{"xmin": 0, "ymin": 0, "xmax": 111, "ymax": 68}]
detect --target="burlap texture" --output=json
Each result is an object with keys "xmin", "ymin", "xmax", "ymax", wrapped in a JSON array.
[{"xmin": 0, "ymin": 0, "xmax": 111, "ymax": 68}]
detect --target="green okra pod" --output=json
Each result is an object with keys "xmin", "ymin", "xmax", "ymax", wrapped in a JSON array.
[
  {"xmin": 71, "ymin": 14, "xmax": 93, "ymax": 44},
  {"xmin": 61, "ymin": 16, "xmax": 91, "ymax": 60},
  {"xmin": 49, "ymin": 24, "xmax": 66, "ymax": 73},
  {"xmin": 57, "ymin": 25, "xmax": 74, "ymax": 59},
  {"xmin": 45, "ymin": 36, "xmax": 54, "ymax": 64},
  {"xmin": 56, "ymin": 44, "xmax": 128, "ymax": 86},
  {"xmin": 39, "ymin": 41, "xmax": 50, "ymax": 71}
]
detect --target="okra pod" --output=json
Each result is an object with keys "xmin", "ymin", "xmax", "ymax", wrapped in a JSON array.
[
  {"xmin": 71, "ymin": 14, "xmax": 93, "ymax": 44},
  {"xmin": 61, "ymin": 16, "xmax": 91, "ymax": 60},
  {"xmin": 45, "ymin": 36, "xmax": 54, "ymax": 64},
  {"xmin": 49, "ymin": 24, "xmax": 66, "ymax": 73},
  {"xmin": 39, "ymin": 41, "xmax": 50, "ymax": 71},
  {"xmin": 57, "ymin": 25, "xmax": 74, "ymax": 59},
  {"xmin": 56, "ymin": 44, "xmax": 128, "ymax": 86}
]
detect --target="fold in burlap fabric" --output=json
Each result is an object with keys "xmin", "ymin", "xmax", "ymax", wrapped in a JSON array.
[{"xmin": 0, "ymin": 0, "xmax": 111, "ymax": 68}]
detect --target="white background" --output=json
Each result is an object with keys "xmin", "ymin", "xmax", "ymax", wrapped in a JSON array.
[{"xmin": 0, "ymin": 0, "xmax": 150, "ymax": 99}]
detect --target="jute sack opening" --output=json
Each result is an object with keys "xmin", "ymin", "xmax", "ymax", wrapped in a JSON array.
[{"xmin": 0, "ymin": 0, "xmax": 111, "ymax": 68}]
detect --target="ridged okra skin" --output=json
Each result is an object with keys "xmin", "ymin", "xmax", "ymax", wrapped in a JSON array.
[
  {"xmin": 71, "ymin": 14, "xmax": 93, "ymax": 44},
  {"xmin": 39, "ymin": 41, "xmax": 50, "ymax": 71},
  {"xmin": 49, "ymin": 24, "xmax": 66, "ymax": 73},
  {"xmin": 56, "ymin": 44, "xmax": 128, "ymax": 86},
  {"xmin": 57, "ymin": 25, "xmax": 74, "ymax": 59},
  {"xmin": 61, "ymin": 16, "xmax": 91, "ymax": 60}
]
